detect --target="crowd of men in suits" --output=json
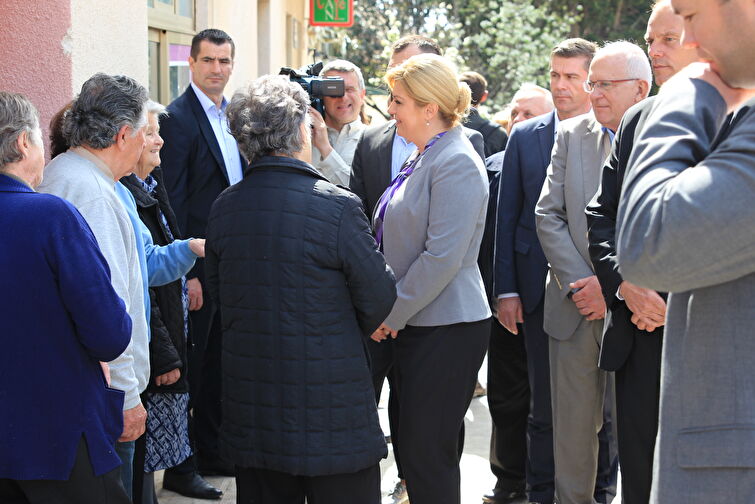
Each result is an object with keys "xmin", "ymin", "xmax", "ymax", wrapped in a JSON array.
[{"xmin": 1, "ymin": 0, "xmax": 754, "ymax": 502}]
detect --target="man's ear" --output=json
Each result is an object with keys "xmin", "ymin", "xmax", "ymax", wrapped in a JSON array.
[
  {"xmin": 480, "ymin": 90, "xmax": 489, "ymax": 104},
  {"xmin": 636, "ymin": 80, "xmax": 651, "ymax": 103},
  {"xmin": 114, "ymin": 125, "xmax": 131, "ymax": 150},
  {"xmin": 15, "ymin": 131, "xmax": 29, "ymax": 159}
]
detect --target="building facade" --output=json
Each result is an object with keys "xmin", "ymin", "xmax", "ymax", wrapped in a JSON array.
[{"xmin": 0, "ymin": 0, "xmax": 309, "ymax": 157}]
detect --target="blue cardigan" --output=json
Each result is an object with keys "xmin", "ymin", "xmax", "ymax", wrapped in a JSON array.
[{"xmin": 0, "ymin": 174, "xmax": 132, "ymax": 480}]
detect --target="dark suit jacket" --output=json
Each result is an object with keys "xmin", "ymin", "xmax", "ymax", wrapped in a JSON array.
[
  {"xmin": 159, "ymin": 85, "xmax": 247, "ymax": 281},
  {"xmin": 465, "ymin": 108, "xmax": 508, "ymax": 157},
  {"xmin": 585, "ymin": 98, "xmax": 664, "ymax": 371},
  {"xmin": 494, "ymin": 111, "xmax": 556, "ymax": 313},
  {"xmin": 479, "ymin": 151, "xmax": 504, "ymax": 308},
  {"xmin": 350, "ymin": 121, "xmax": 485, "ymax": 218}
]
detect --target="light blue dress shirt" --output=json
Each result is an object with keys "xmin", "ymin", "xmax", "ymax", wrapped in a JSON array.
[
  {"xmin": 391, "ymin": 129, "xmax": 418, "ymax": 180},
  {"xmin": 191, "ymin": 82, "xmax": 244, "ymax": 185}
]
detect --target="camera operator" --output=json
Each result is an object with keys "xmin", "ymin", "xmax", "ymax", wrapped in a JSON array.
[{"xmin": 309, "ymin": 59, "xmax": 366, "ymax": 186}]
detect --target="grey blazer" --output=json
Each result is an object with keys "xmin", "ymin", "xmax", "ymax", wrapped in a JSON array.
[
  {"xmin": 378, "ymin": 125, "xmax": 491, "ymax": 331},
  {"xmin": 535, "ymin": 113, "xmax": 611, "ymax": 340},
  {"xmin": 617, "ymin": 79, "xmax": 755, "ymax": 503}
]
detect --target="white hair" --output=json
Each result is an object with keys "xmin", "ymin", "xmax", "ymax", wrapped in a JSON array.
[
  {"xmin": 511, "ymin": 83, "xmax": 554, "ymax": 107},
  {"xmin": 594, "ymin": 41, "xmax": 652, "ymax": 88}
]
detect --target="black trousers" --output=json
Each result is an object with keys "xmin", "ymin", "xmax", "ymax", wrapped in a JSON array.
[
  {"xmin": 614, "ymin": 329, "xmax": 662, "ymax": 504},
  {"xmin": 0, "ymin": 438, "xmax": 130, "ymax": 504},
  {"xmin": 189, "ymin": 305, "xmax": 224, "ymax": 467},
  {"xmin": 366, "ymin": 337, "xmax": 404, "ymax": 478},
  {"xmin": 522, "ymin": 301, "xmax": 555, "ymax": 504},
  {"xmin": 487, "ymin": 319, "xmax": 529, "ymax": 494},
  {"xmin": 235, "ymin": 464, "xmax": 380, "ymax": 504},
  {"xmin": 394, "ymin": 319, "xmax": 490, "ymax": 504}
]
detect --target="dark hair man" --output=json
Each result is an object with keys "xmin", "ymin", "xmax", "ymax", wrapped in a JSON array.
[
  {"xmin": 490, "ymin": 38, "xmax": 618, "ymax": 504},
  {"xmin": 585, "ymin": 3, "xmax": 698, "ymax": 502},
  {"xmin": 616, "ymin": 0, "xmax": 755, "ymax": 501},
  {"xmin": 159, "ymin": 27, "xmax": 244, "ymax": 497},
  {"xmin": 460, "ymin": 71, "xmax": 508, "ymax": 157}
]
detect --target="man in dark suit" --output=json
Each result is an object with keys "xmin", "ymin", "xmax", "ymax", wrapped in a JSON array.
[
  {"xmin": 159, "ymin": 28, "xmax": 245, "ymax": 493},
  {"xmin": 482, "ymin": 84, "xmax": 553, "ymax": 504},
  {"xmin": 460, "ymin": 71, "xmax": 508, "ymax": 157},
  {"xmin": 585, "ymin": 3, "xmax": 698, "ymax": 502},
  {"xmin": 493, "ymin": 38, "xmax": 620, "ymax": 504},
  {"xmin": 349, "ymin": 34, "xmax": 483, "ymax": 504}
]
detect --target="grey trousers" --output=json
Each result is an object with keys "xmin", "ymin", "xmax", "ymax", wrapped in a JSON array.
[{"xmin": 550, "ymin": 318, "xmax": 617, "ymax": 504}]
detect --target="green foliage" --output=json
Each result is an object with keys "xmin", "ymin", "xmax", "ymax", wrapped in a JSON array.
[
  {"xmin": 312, "ymin": 0, "xmax": 652, "ymax": 112},
  {"xmin": 448, "ymin": 0, "xmax": 579, "ymax": 108}
]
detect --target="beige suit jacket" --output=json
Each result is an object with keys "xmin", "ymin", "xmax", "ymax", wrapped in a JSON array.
[{"xmin": 535, "ymin": 112, "xmax": 611, "ymax": 340}]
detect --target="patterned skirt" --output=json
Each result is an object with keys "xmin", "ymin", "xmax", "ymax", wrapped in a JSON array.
[{"xmin": 144, "ymin": 392, "xmax": 192, "ymax": 472}]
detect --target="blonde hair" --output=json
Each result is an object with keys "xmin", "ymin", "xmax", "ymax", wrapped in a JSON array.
[{"xmin": 385, "ymin": 53, "xmax": 471, "ymax": 128}]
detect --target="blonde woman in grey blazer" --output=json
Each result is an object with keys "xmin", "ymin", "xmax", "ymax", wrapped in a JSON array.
[{"xmin": 371, "ymin": 53, "xmax": 491, "ymax": 504}]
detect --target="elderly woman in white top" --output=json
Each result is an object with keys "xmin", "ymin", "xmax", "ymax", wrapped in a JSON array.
[{"xmin": 371, "ymin": 54, "xmax": 491, "ymax": 504}]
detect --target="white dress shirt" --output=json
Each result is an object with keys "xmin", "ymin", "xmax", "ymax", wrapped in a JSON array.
[{"xmin": 191, "ymin": 82, "xmax": 244, "ymax": 185}]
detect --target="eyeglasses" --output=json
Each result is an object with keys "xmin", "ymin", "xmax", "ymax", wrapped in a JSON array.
[{"xmin": 583, "ymin": 79, "xmax": 639, "ymax": 93}]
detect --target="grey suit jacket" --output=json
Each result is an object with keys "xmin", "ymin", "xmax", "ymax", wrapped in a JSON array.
[
  {"xmin": 535, "ymin": 113, "xmax": 611, "ymax": 340},
  {"xmin": 617, "ymin": 79, "xmax": 755, "ymax": 502},
  {"xmin": 379, "ymin": 125, "xmax": 491, "ymax": 331}
]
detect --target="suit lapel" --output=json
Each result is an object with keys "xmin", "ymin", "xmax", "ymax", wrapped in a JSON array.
[
  {"xmin": 186, "ymin": 86, "xmax": 230, "ymax": 185},
  {"xmin": 536, "ymin": 111, "xmax": 556, "ymax": 170},
  {"xmin": 378, "ymin": 122, "xmax": 397, "ymax": 188},
  {"xmin": 581, "ymin": 116, "xmax": 609, "ymax": 208}
]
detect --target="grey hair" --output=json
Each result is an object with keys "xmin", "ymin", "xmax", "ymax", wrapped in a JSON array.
[
  {"xmin": 64, "ymin": 73, "xmax": 148, "ymax": 150},
  {"xmin": 145, "ymin": 100, "xmax": 167, "ymax": 117},
  {"xmin": 227, "ymin": 75, "xmax": 311, "ymax": 162},
  {"xmin": 0, "ymin": 91, "xmax": 41, "ymax": 169},
  {"xmin": 320, "ymin": 59, "xmax": 365, "ymax": 90},
  {"xmin": 511, "ymin": 83, "xmax": 554, "ymax": 107},
  {"xmin": 595, "ymin": 41, "xmax": 653, "ymax": 88}
]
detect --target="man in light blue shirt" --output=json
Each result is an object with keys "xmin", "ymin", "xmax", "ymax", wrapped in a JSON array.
[
  {"xmin": 189, "ymin": 81, "xmax": 243, "ymax": 185},
  {"xmin": 160, "ymin": 28, "xmax": 244, "ymax": 491}
]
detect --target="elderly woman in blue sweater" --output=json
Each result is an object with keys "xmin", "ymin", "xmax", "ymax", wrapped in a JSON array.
[{"xmin": 0, "ymin": 93, "xmax": 132, "ymax": 503}]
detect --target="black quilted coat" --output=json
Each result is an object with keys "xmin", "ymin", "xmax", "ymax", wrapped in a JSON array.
[
  {"xmin": 121, "ymin": 170, "xmax": 189, "ymax": 393},
  {"xmin": 205, "ymin": 155, "xmax": 397, "ymax": 476}
]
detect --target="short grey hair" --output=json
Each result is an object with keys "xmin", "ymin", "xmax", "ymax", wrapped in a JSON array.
[
  {"xmin": 511, "ymin": 83, "xmax": 554, "ymax": 107},
  {"xmin": 594, "ymin": 41, "xmax": 653, "ymax": 88},
  {"xmin": 320, "ymin": 59, "xmax": 365, "ymax": 90},
  {"xmin": 227, "ymin": 75, "xmax": 311, "ymax": 162},
  {"xmin": 0, "ymin": 91, "xmax": 41, "ymax": 169},
  {"xmin": 64, "ymin": 73, "xmax": 149, "ymax": 150}
]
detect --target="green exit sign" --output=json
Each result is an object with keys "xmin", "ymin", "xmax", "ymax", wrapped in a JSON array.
[{"xmin": 310, "ymin": 0, "xmax": 354, "ymax": 27}]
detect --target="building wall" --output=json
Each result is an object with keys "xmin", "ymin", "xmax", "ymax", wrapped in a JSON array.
[
  {"xmin": 71, "ymin": 0, "xmax": 149, "ymax": 91},
  {"xmin": 209, "ymin": 0, "xmax": 258, "ymax": 95},
  {"xmin": 0, "ymin": 1, "xmax": 72, "ymax": 154}
]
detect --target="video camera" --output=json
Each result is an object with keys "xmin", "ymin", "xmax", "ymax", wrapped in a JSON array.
[{"xmin": 280, "ymin": 62, "xmax": 345, "ymax": 116}]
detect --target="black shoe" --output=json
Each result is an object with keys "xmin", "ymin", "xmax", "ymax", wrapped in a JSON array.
[
  {"xmin": 163, "ymin": 471, "xmax": 223, "ymax": 500},
  {"xmin": 197, "ymin": 459, "xmax": 236, "ymax": 477},
  {"xmin": 482, "ymin": 489, "xmax": 527, "ymax": 504}
]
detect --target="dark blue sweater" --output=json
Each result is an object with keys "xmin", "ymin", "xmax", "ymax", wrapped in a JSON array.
[{"xmin": 0, "ymin": 174, "xmax": 131, "ymax": 479}]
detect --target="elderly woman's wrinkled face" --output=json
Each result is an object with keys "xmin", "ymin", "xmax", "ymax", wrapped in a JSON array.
[{"xmin": 137, "ymin": 113, "xmax": 164, "ymax": 176}]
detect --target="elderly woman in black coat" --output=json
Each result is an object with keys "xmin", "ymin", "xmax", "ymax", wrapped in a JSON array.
[
  {"xmin": 204, "ymin": 75, "xmax": 397, "ymax": 504},
  {"xmin": 120, "ymin": 101, "xmax": 221, "ymax": 503}
]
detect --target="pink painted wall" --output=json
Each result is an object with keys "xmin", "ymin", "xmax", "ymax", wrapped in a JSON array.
[{"xmin": 0, "ymin": 1, "xmax": 72, "ymax": 160}]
